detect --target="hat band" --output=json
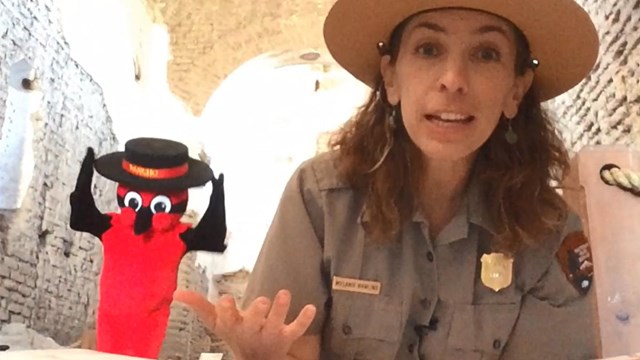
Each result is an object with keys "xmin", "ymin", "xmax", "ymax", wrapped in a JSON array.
[{"xmin": 122, "ymin": 159, "xmax": 189, "ymax": 180}]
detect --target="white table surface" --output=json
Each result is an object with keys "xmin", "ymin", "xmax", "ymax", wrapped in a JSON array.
[
  {"xmin": 0, "ymin": 349, "xmax": 152, "ymax": 359},
  {"xmin": 0, "ymin": 349, "xmax": 224, "ymax": 360}
]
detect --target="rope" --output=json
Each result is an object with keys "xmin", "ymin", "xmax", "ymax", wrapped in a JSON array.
[{"xmin": 600, "ymin": 164, "xmax": 640, "ymax": 196}]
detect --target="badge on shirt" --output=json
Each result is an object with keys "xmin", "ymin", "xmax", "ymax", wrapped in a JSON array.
[
  {"xmin": 480, "ymin": 253, "xmax": 513, "ymax": 292},
  {"xmin": 555, "ymin": 231, "xmax": 593, "ymax": 295}
]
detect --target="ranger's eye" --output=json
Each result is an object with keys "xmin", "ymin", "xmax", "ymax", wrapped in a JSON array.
[
  {"xmin": 417, "ymin": 42, "xmax": 440, "ymax": 57},
  {"xmin": 123, "ymin": 191, "xmax": 142, "ymax": 212},
  {"xmin": 150, "ymin": 195, "xmax": 172, "ymax": 214}
]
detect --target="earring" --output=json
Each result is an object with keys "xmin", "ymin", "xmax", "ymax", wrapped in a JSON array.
[
  {"xmin": 377, "ymin": 41, "xmax": 390, "ymax": 56},
  {"xmin": 388, "ymin": 106, "xmax": 398, "ymax": 130},
  {"xmin": 505, "ymin": 119, "xmax": 518, "ymax": 145},
  {"xmin": 367, "ymin": 106, "xmax": 398, "ymax": 173},
  {"xmin": 529, "ymin": 58, "xmax": 540, "ymax": 69}
]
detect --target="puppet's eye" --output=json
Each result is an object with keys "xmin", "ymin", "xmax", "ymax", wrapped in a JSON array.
[
  {"xmin": 150, "ymin": 195, "xmax": 172, "ymax": 214},
  {"xmin": 124, "ymin": 191, "xmax": 142, "ymax": 211}
]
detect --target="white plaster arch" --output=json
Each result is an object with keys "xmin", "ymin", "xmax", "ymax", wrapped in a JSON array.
[{"xmin": 195, "ymin": 51, "xmax": 370, "ymax": 276}]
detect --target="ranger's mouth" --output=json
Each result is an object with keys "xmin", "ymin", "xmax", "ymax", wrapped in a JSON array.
[{"xmin": 425, "ymin": 112, "xmax": 475, "ymax": 123}]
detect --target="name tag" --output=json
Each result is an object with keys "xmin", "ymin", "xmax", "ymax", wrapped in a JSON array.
[{"xmin": 332, "ymin": 276, "xmax": 381, "ymax": 295}]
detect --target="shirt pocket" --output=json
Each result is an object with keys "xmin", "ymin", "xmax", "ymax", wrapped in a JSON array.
[
  {"xmin": 326, "ymin": 292, "xmax": 404, "ymax": 359},
  {"xmin": 348, "ymin": 294, "xmax": 403, "ymax": 341},
  {"xmin": 447, "ymin": 303, "xmax": 521, "ymax": 360}
]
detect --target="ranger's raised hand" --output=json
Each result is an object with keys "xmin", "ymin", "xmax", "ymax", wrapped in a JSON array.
[{"xmin": 173, "ymin": 289, "xmax": 316, "ymax": 360}]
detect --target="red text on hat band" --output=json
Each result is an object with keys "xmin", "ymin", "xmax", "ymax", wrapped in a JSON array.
[{"xmin": 122, "ymin": 160, "xmax": 189, "ymax": 179}]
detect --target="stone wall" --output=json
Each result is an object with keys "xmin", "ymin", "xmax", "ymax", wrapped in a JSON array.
[
  {"xmin": 0, "ymin": 2, "xmax": 215, "ymax": 355},
  {"xmin": 0, "ymin": 0, "xmax": 117, "ymax": 346},
  {"xmin": 550, "ymin": 0, "xmax": 639, "ymax": 150}
]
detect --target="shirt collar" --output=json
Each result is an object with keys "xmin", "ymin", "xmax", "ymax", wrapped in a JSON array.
[
  {"xmin": 413, "ymin": 173, "xmax": 497, "ymax": 245},
  {"xmin": 466, "ymin": 173, "xmax": 496, "ymax": 235},
  {"xmin": 358, "ymin": 171, "xmax": 497, "ymax": 237}
]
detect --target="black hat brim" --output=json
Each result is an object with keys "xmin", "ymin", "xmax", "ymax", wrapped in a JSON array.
[{"xmin": 94, "ymin": 152, "xmax": 214, "ymax": 191}]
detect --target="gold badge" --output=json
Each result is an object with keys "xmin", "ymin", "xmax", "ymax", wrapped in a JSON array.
[{"xmin": 480, "ymin": 253, "xmax": 513, "ymax": 292}]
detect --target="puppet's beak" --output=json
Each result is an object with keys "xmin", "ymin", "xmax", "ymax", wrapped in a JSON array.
[{"xmin": 134, "ymin": 207, "xmax": 153, "ymax": 235}]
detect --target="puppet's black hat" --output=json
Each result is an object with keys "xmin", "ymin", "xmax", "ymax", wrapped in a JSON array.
[{"xmin": 94, "ymin": 137, "xmax": 214, "ymax": 191}]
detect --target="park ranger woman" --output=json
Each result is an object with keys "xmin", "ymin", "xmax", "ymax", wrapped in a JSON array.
[{"xmin": 175, "ymin": 0, "xmax": 600, "ymax": 358}]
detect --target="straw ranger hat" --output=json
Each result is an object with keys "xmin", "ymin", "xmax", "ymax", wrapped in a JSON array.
[
  {"xmin": 94, "ymin": 137, "xmax": 214, "ymax": 191},
  {"xmin": 323, "ymin": 0, "xmax": 599, "ymax": 101}
]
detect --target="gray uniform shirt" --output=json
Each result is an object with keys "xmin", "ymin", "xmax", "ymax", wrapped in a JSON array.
[{"xmin": 242, "ymin": 152, "xmax": 597, "ymax": 359}]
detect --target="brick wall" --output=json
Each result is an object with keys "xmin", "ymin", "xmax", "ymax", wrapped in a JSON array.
[
  {"xmin": 550, "ymin": 0, "xmax": 640, "ymax": 151},
  {"xmin": 0, "ymin": 1, "xmax": 213, "ymax": 355},
  {"xmin": 0, "ymin": 0, "xmax": 117, "ymax": 345}
]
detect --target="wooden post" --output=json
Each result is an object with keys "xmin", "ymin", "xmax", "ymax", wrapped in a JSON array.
[{"xmin": 564, "ymin": 144, "xmax": 640, "ymax": 358}]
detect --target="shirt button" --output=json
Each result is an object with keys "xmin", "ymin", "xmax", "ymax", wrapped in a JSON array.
[
  {"xmin": 324, "ymin": 296, "xmax": 333, "ymax": 311},
  {"xmin": 426, "ymin": 251, "xmax": 434, "ymax": 262},
  {"xmin": 493, "ymin": 339, "xmax": 502, "ymax": 350},
  {"xmin": 414, "ymin": 324, "xmax": 430, "ymax": 336},
  {"xmin": 342, "ymin": 324, "xmax": 353, "ymax": 336},
  {"xmin": 408, "ymin": 343, "xmax": 415, "ymax": 354}
]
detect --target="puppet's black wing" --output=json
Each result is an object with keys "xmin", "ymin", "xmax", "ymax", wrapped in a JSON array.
[
  {"xmin": 180, "ymin": 173, "xmax": 227, "ymax": 253},
  {"xmin": 69, "ymin": 147, "xmax": 111, "ymax": 239}
]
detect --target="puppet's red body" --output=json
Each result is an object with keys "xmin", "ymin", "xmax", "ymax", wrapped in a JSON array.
[{"xmin": 96, "ymin": 207, "xmax": 188, "ymax": 358}]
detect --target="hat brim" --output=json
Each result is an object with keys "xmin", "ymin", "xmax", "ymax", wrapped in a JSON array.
[
  {"xmin": 323, "ymin": 0, "xmax": 599, "ymax": 101},
  {"xmin": 94, "ymin": 152, "xmax": 214, "ymax": 191}
]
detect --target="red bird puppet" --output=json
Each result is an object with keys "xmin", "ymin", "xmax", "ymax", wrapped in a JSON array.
[{"xmin": 69, "ymin": 137, "xmax": 227, "ymax": 359}]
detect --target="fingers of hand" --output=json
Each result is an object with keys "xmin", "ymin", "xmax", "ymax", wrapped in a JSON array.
[
  {"xmin": 244, "ymin": 296, "xmax": 271, "ymax": 320},
  {"xmin": 173, "ymin": 290, "xmax": 218, "ymax": 331},
  {"xmin": 216, "ymin": 294, "xmax": 242, "ymax": 334},
  {"xmin": 264, "ymin": 289, "xmax": 292, "ymax": 330},
  {"xmin": 242, "ymin": 297, "xmax": 271, "ymax": 332},
  {"xmin": 282, "ymin": 304, "xmax": 317, "ymax": 340}
]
